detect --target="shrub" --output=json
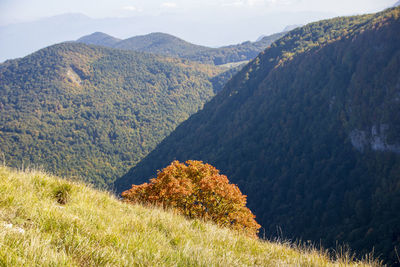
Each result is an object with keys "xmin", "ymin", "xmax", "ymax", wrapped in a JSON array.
[
  {"xmin": 122, "ymin": 160, "xmax": 261, "ymax": 237},
  {"xmin": 53, "ymin": 183, "xmax": 72, "ymax": 205}
]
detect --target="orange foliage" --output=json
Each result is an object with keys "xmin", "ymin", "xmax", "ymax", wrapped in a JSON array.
[{"xmin": 121, "ymin": 160, "xmax": 261, "ymax": 238}]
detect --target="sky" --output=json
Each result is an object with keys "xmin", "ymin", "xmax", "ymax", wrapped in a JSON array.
[{"xmin": 0, "ymin": 0, "xmax": 395, "ymax": 26}]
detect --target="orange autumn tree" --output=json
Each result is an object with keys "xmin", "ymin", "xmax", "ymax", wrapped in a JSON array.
[{"xmin": 121, "ymin": 160, "xmax": 261, "ymax": 238}]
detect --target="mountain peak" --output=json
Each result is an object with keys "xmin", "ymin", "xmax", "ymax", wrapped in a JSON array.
[
  {"xmin": 113, "ymin": 32, "xmax": 210, "ymax": 57},
  {"xmin": 47, "ymin": 13, "xmax": 91, "ymax": 21},
  {"xmin": 282, "ymin": 24, "xmax": 303, "ymax": 32},
  {"xmin": 76, "ymin": 32, "xmax": 121, "ymax": 47}
]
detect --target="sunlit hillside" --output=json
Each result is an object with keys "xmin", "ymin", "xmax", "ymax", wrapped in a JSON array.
[{"xmin": 0, "ymin": 166, "xmax": 379, "ymax": 266}]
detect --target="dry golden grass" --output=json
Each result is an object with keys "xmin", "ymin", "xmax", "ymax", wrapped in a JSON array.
[{"xmin": 0, "ymin": 166, "xmax": 380, "ymax": 266}]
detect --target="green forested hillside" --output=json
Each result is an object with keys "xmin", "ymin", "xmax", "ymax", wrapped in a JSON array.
[
  {"xmin": 0, "ymin": 42, "xmax": 227, "ymax": 187},
  {"xmin": 116, "ymin": 7, "xmax": 400, "ymax": 265},
  {"xmin": 77, "ymin": 32, "xmax": 287, "ymax": 65}
]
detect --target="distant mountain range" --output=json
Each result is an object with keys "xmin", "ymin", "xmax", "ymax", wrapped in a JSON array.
[
  {"xmin": 0, "ymin": 14, "xmax": 95, "ymax": 62},
  {"xmin": 0, "ymin": 11, "xmax": 338, "ymax": 62},
  {"xmin": 282, "ymin": 24, "xmax": 303, "ymax": 32},
  {"xmin": 77, "ymin": 32, "xmax": 210, "ymax": 59},
  {"xmin": 77, "ymin": 31, "xmax": 287, "ymax": 65},
  {"xmin": 256, "ymin": 25, "xmax": 301, "ymax": 42},
  {"xmin": 116, "ymin": 7, "xmax": 400, "ymax": 265},
  {"xmin": 0, "ymin": 42, "xmax": 230, "ymax": 186}
]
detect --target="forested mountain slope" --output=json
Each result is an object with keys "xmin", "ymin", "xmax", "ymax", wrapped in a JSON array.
[
  {"xmin": 77, "ymin": 32, "xmax": 287, "ymax": 65},
  {"xmin": 0, "ymin": 42, "xmax": 227, "ymax": 187},
  {"xmin": 116, "ymin": 7, "xmax": 400, "ymax": 264}
]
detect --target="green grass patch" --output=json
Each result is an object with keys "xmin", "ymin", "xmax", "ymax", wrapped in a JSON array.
[{"xmin": 0, "ymin": 166, "xmax": 380, "ymax": 266}]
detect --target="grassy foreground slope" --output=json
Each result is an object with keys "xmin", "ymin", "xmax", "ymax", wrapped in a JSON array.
[{"xmin": 0, "ymin": 166, "xmax": 377, "ymax": 267}]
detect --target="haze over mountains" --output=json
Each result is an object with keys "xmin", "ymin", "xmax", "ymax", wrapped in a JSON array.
[
  {"xmin": 76, "ymin": 32, "xmax": 122, "ymax": 47},
  {"xmin": 0, "ymin": 11, "xmax": 336, "ymax": 63},
  {"xmin": 116, "ymin": 7, "xmax": 400, "ymax": 265}
]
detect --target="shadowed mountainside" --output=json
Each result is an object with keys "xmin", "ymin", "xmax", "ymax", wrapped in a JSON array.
[{"xmin": 116, "ymin": 7, "xmax": 400, "ymax": 265}]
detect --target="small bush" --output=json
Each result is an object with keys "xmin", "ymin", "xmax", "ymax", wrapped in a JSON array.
[
  {"xmin": 122, "ymin": 160, "xmax": 261, "ymax": 238},
  {"xmin": 53, "ymin": 183, "xmax": 72, "ymax": 205}
]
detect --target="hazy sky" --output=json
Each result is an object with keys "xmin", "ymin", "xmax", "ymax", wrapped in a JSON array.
[{"xmin": 0, "ymin": 0, "xmax": 395, "ymax": 25}]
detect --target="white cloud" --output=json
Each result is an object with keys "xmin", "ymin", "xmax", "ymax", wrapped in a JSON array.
[
  {"xmin": 161, "ymin": 2, "xmax": 178, "ymax": 8},
  {"xmin": 247, "ymin": 0, "xmax": 266, "ymax": 6},
  {"xmin": 221, "ymin": 0, "xmax": 293, "ymax": 7},
  {"xmin": 121, "ymin": 5, "xmax": 143, "ymax": 13},
  {"xmin": 123, "ymin": 6, "xmax": 138, "ymax": 11},
  {"xmin": 222, "ymin": 1, "xmax": 245, "ymax": 7}
]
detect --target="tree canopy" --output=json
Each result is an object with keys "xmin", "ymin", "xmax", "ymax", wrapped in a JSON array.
[{"xmin": 122, "ymin": 160, "xmax": 260, "ymax": 238}]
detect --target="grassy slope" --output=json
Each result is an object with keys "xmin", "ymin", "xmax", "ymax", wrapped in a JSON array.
[{"xmin": 0, "ymin": 166, "xmax": 378, "ymax": 266}]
